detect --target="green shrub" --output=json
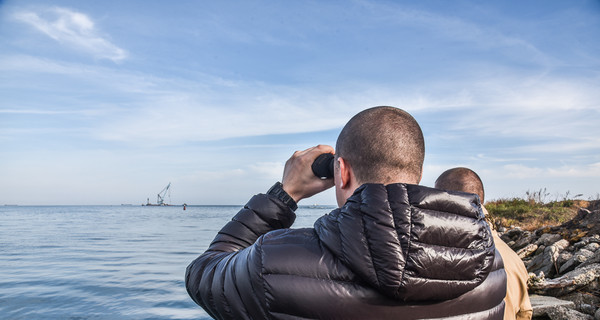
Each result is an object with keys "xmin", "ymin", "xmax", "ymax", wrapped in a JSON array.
[{"xmin": 485, "ymin": 190, "xmax": 579, "ymax": 230}]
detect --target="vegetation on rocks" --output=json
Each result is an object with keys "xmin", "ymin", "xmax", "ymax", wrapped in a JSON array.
[{"xmin": 485, "ymin": 188, "xmax": 593, "ymax": 230}]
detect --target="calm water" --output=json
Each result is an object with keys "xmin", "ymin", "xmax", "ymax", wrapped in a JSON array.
[{"xmin": 0, "ymin": 205, "xmax": 334, "ymax": 319}]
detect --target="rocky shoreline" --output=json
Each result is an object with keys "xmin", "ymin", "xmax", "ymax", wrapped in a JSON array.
[{"xmin": 498, "ymin": 201, "xmax": 600, "ymax": 319}]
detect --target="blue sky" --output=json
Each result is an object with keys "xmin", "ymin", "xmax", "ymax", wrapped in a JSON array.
[{"xmin": 1, "ymin": 0, "xmax": 599, "ymax": 205}]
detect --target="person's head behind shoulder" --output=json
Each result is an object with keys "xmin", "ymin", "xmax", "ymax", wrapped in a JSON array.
[
  {"xmin": 434, "ymin": 167, "xmax": 485, "ymax": 204},
  {"xmin": 334, "ymin": 106, "xmax": 424, "ymax": 206}
]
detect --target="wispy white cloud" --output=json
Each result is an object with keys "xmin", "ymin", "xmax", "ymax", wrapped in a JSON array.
[
  {"xmin": 96, "ymin": 70, "xmax": 600, "ymax": 148},
  {"xmin": 469, "ymin": 154, "xmax": 537, "ymax": 163},
  {"xmin": 93, "ymin": 91, "xmax": 355, "ymax": 145},
  {"xmin": 0, "ymin": 54, "xmax": 80, "ymax": 74},
  {"xmin": 496, "ymin": 163, "xmax": 600, "ymax": 179},
  {"xmin": 356, "ymin": 1, "xmax": 555, "ymax": 66},
  {"xmin": 247, "ymin": 162, "xmax": 285, "ymax": 180},
  {"xmin": 13, "ymin": 7, "xmax": 127, "ymax": 62},
  {"xmin": 500, "ymin": 164, "xmax": 545, "ymax": 179},
  {"xmin": 2, "ymin": 53, "xmax": 598, "ymax": 154},
  {"xmin": 547, "ymin": 162, "xmax": 600, "ymax": 178},
  {"xmin": 414, "ymin": 71, "xmax": 600, "ymax": 147},
  {"xmin": 0, "ymin": 108, "xmax": 100, "ymax": 115},
  {"xmin": 506, "ymin": 139, "xmax": 600, "ymax": 155}
]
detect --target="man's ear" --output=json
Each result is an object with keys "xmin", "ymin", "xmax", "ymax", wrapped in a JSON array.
[{"xmin": 338, "ymin": 156, "xmax": 351, "ymax": 189}]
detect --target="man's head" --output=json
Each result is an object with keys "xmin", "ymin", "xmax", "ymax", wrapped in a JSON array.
[
  {"xmin": 434, "ymin": 167, "xmax": 485, "ymax": 203},
  {"xmin": 334, "ymin": 106, "xmax": 425, "ymax": 206}
]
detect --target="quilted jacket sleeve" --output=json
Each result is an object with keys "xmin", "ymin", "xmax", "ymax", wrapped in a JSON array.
[{"xmin": 185, "ymin": 193, "xmax": 296, "ymax": 320}]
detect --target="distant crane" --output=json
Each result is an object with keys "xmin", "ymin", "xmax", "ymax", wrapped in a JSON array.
[
  {"xmin": 145, "ymin": 182, "xmax": 172, "ymax": 206},
  {"xmin": 157, "ymin": 182, "xmax": 171, "ymax": 205}
]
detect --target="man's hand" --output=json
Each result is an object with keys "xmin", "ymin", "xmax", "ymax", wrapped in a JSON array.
[{"xmin": 282, "ymin": 145, "xmax": 335, "ymax": 203}]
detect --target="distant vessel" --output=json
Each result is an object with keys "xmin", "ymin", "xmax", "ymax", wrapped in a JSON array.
[{"xmin": 144, "ymin": 183, "xmax": 172, "ymax": 206}]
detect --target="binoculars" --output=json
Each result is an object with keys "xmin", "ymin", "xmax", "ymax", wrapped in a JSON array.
[{"xmin": 311, "ymin": 153, "xmax": 335, "ymax": 179}]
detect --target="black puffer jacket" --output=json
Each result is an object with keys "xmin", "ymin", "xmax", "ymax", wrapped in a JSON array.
[{"xmin": 186, "ymin": 183, "xmax": 506, "ymax": 319}]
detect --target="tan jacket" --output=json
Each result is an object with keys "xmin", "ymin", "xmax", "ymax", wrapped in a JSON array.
[{"xmin": 492, "ymin": 231, "xmax": 533, "ymax": 320}]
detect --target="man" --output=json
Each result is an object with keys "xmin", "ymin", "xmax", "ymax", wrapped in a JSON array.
[
  {"xmin": 435, "ymin": 167, "xmax": 533, "ymax": 320},
  {"xmin": 186, "ymin": 106, "xmax": 506, "ymax": 319}
]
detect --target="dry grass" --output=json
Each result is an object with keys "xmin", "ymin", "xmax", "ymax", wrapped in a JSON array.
[{"xmin": 485, "ymin": 189, "xmax": 588, "ymax": 231}]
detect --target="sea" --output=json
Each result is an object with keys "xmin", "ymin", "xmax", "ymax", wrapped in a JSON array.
[{"xmin": 0, "ymin": 204, "xmax": 335, "ymax": 320}]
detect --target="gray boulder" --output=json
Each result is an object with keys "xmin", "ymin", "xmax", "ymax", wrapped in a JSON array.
[
  {"xmin": 513, "ymin": 234, "xmax": 537, "ymax": 251},
  {"xmin": 580, "ymin": 250, "xmax": 600, "ymax": 269},
  {"xmin": 518, "ymin": 243, "xmax": 539, "ymax": 259},
  {"xmin": 559, "ymin": 249, "xmax": 595, "ymax": 274},
  {"xmin": 528, "ymin": 240, "xmax": 570, "ymax": 277},
  {"xmin": 574, "ymin": 236, "xmax": 599, "ymax": 250},
  {"xmin": 557, "ymin": 251, "xmax": 573, "ymax": 267},
  {"xmin": 537, "ymin": 233, "xmax": 563, "ymax": 246},
  {"xmin": 530, "ymin": 263, "xmax": 600, "ymax": 296},
  {"xmin": 502, "ymin": 227, "xmax": 526, "ymax": 242},
  {"xmin": 584, "ymin": 243, "xmax": 600, "ymax": 252},
  {"xmin": 545, "ymin": 306, "xmax": 594, "ymax": 320},
  {"xmin": 530, "ymin": 294, "xmax": 575, "ymax": 318}
]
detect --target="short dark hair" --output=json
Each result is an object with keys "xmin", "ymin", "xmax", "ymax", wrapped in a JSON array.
[
  {"xmin": 335, "ymin": 106, "xmax": 425, "ymax": 184},
  {"xmin": 434, "ymin": 167, "xmax": 485, "ymax": 203}
]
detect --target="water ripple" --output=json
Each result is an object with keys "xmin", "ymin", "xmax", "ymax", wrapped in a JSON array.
[{"xmin": 0, "ymin": 205, "xmax": 328, "ymax": 319}]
